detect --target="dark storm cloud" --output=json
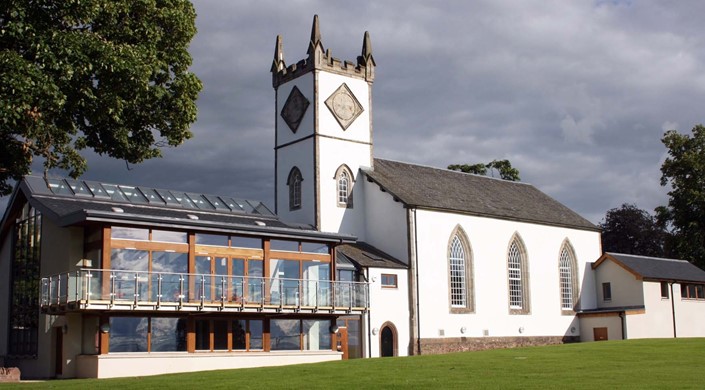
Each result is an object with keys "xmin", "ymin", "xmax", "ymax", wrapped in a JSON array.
[{"xmin": 3, "ymin": 1, "xmax": 705, "ymax": 225}]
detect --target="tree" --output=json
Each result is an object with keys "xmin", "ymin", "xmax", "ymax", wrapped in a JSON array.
[
  {"xmin": 658, "ymin": 124, "xmax": 705, "ymax": 269},
  {"xmin": 448, "ymin": 159, "xmax": 520, "ymax": 181},
  {"xmin": 599, "ymin": 203, "xmax": 668, "ymax": 257},
  {"xmin": 0, "ymin": 1, "xmax": 202, "ymax": 195}
]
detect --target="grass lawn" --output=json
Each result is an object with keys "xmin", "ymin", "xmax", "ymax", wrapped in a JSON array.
[{"xmin": 3, "ymin": 338, "xmax": 704, "ymax": 389}]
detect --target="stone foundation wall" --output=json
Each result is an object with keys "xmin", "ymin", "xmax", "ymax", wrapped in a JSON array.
[{"xmin": 418, "ymin": 335, "xmax": 579, "ymax": 355}]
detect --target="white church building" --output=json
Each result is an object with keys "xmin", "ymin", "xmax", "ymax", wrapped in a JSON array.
[
  {"xmin": 1, "ymin": 15, "xmax": 705, "ymax": 379},
  {"xmin": 271, "ymin": 15, "xmax": 604, "ymax": 356}
]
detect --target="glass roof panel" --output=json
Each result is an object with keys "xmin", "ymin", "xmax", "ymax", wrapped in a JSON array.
[
  {"xmin": 84, "ymin": 181, "xmax": 111, "ymax": 198},
  {"xmin": 186, "ymin": 193, "xmax": 215, "ymax": 210},
  {"xmin": 203, "ymin": 195, "xmax": 230, "ymax": 211},
  {"xmin": 253, "ymin": 202, "xmax": 274, "ymax": 216},
  {"xmin": 46, "ymin": 179, "xmax": 74, "ymax": 195},
  {"xmin": 41, "ymin": 176, "xmax": 273, "ymax": 218},
  {"xmin": 155, "ymin": 189, "xmax": 182, "ymax": 206},
  {"xmin": 223, "ymin": 197, "xmax": 245, "ymax": 212},
  {"xmin": 234, "ymin": 199, "xmax": 256, "ymax": 214},
  {"xmin": 172, "ymin": 192, "xmax": 197, "ymax": 208},
  {"xmin": 101, "ymin": 184, "xmax": 129, "ymax": 202},
  {"xmin": 117, "ymin": 185, "xmax": 149, "ymax": 203},
  {"xmin": 139, "ymin": 187, "xmax": 166, "ymax": 205},
  {"xmin": 65, "ymin": 179, "xmax": 92, "ymax": 197}
]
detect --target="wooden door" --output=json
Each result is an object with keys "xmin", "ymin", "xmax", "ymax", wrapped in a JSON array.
[
  {"xmin": 337, "ymin": 327, "xmax": 349, "ymax": 360},
  {"xmin": 593, "ymin": 327, "xmax": 608, "ymax": 341}
]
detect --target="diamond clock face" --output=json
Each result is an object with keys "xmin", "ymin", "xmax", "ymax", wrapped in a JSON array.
[
  {"xmin": 280, "ymin": 86, "xmax": 309, "ymax": 133},
  {"xmin": 325, "ymin": 83, "xmax": 363, "ymax": 130}
]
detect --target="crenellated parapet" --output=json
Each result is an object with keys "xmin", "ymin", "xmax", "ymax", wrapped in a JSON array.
[{"xmin": 271, "ymin": 15, "xmax": 375, "ymax": 88}]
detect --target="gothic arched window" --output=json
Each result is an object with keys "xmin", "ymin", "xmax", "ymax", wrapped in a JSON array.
[
  {"xmin": 507, "ymin": 234, "xmax": 530, "ymax": 314},
  {"xmin": 287, "ymin": 167, "xmax": 303, "ymax": 211},
  {"xmin": 335, "ymin": 165, "xmax": 354, "ymax": 208},
  {"xmin": 559, "ymin": 240, "xmax": 579, "ymax": 312},
  {"xmin": 448, "ymin": 226, "xmax": 474, "ymax": 313}
]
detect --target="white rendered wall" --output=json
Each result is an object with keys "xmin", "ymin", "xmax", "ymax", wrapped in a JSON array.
[
  {"xmin": 593, "ymin": 260, "xmax": 644, "ymax": 308},
  {"xmin": 275, "ymin": 139, "xmax": 316, "ymax": 225},
  {"xmin": 316, "ymin": 72, "xmax": 372, "ymax": 145},
  {"xmin": 361, "ymin": 179, "xmax": 409, "ymax": 264},
  {"xmin": 413, "ymin": 209, "xmax": 600, "ymax": 340},
  {"xmin": 579, "ymin": 315, "xmax": 623, "ymax": 341},
  {"xmin": 275, "ymin": 73, "xmax": 314, "ymax": 147},
  {"xmin": 274, "ymin": 72, "xmax": 315, "ymax": 223},
  {"xmin": 317, "ymin": 137, "xmax": 370, "ymax": 236},
  {"xmin": 11, "ymin": 219, "xmax": 85, "ymax": 378},
  {"xmin": 623, "ymin": 282, "xmax": 673, "ymax": 339},
  {"xmin": 672, "ymin": 283, "xmax": 705, "ymax": 337},
  {"xmin": 76, "ymin": 351, "xmax": 342, "ymax": 378},
  {"xmin": 366, "ymin": 267, "xmax": 410, "ymax": 357}
]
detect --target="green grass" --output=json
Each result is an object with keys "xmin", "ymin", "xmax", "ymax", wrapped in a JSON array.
[{"xmin": 3, "ymin": 339, "xmax": 705, "ymax": 389}]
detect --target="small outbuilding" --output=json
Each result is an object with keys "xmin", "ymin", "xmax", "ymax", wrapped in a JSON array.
[{"xmin": 579, "ymin": 252, "xmax": 705, "ymax": 341}]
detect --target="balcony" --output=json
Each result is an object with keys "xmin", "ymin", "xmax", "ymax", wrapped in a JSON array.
[{"xmin": 41, "ymin": 269, "xmax": 369, "ymax": 314}]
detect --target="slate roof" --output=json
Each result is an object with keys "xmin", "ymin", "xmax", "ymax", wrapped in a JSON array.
[
  {"xmin": 593, "ymin": 252, "xmax": 705, "ymax": 283},
  {"xmin": 1, "ymin": 176, "xmax": 355, "ymax": 243},
  {"xmin": 337, "ymin": 242, "xmax": 407, "ymax": 269},
  {"xmin": 362, "ymin": 159, "xmax": 597, "ymax": 231}
]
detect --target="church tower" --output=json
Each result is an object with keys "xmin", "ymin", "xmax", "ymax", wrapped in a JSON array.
[{"xmin": 272, "ymin": 15, "xmax": 375, "ymax": 234}]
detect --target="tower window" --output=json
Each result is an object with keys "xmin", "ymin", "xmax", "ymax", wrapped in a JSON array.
[
  {"xmin": 335, "ymin": 165, "xmax": 354, "ymax": 208},
  {"xmin": 287, "ymin": 167, "xmax": 303, "ymax": 211}
]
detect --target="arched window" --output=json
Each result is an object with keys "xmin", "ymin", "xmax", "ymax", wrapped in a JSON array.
[
  {"xmin": 335, "ymin": 165, "xmax": 354, "ymax": 208},
  {"xmin": 507, "ymin": 234, "xmax": 530, "ymax": 314},
  {"xmin": 287, "ymin": 167, "xmax": 303, "ymax": 211},
  {"xmin": 559, "ymin": 240, "xmax": 579, "ymax": 312},
  {"xmin": 448, "ymin": 226, "xmax": 474, "ymax": 313}
]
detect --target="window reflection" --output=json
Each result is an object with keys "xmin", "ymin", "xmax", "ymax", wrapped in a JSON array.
[
  {"xmin": 270, "ymin": 239, "xmax": 299, "ymax": 252},
  {"xmin": 196, "ymin": 233, "xmax": 228, "ymax": 246},
  {"xmin": 249, "ymin": 320, "xmax": 263, "ymax": 350},
  {"xmin": 111, "ymin": 249, "xmax": 148, "ymax": 300},
  {"xmin": 151, "ymin": 230, "xmax": 187, "ymax": 243},
  {"xmin": 231, "ymin": 236, "xmax": 262, "ymax": 249},
  {"xmin": 271, "ymin": 319, "xmax": 300, "ymax": 350},
  {"xmin": 303, "ymin": 320, "xmax": 331, "ymax": 351},
  {"xmin": 152, "ymin": 252, "xmax": 188, "ymax": 301},
  {"xmin": 301, "ymin": 242, "xmax": 329, "ymax": 254},
  {"xmin": 109, "ymin": 317, "xmax": 148, "ymax": 352},
  {"xmin": 111, "ymin": 227, "xmax": 149, "ymax": 241},
  {"xmin": 150, "ymin": 318, "xmax": 186, "ymax": 352}
]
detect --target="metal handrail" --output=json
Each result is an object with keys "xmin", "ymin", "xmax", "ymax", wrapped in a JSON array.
[{"xmin": 40, "ymin": 268, "xmax": 369, "ymax": 310}]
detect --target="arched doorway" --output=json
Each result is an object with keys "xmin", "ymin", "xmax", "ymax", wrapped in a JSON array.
[{"xmin": 379, "ymin": 322, "xmax": 397, "ymax": 357}]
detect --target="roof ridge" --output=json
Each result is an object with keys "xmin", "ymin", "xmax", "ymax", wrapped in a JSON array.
[{"xmin": 373, "ymin": 158, "xmax": 533, "ymax": 186}]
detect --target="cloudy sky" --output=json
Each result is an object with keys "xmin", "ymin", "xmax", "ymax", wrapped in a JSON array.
[{"xmin": 4, "ymin": 0, "xmax": 705, "ymax": 224}]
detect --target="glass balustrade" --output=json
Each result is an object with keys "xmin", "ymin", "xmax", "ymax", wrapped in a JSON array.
[{"xmin": 40, "ymin": 269, "xmax": 369, "ymax": 311}]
